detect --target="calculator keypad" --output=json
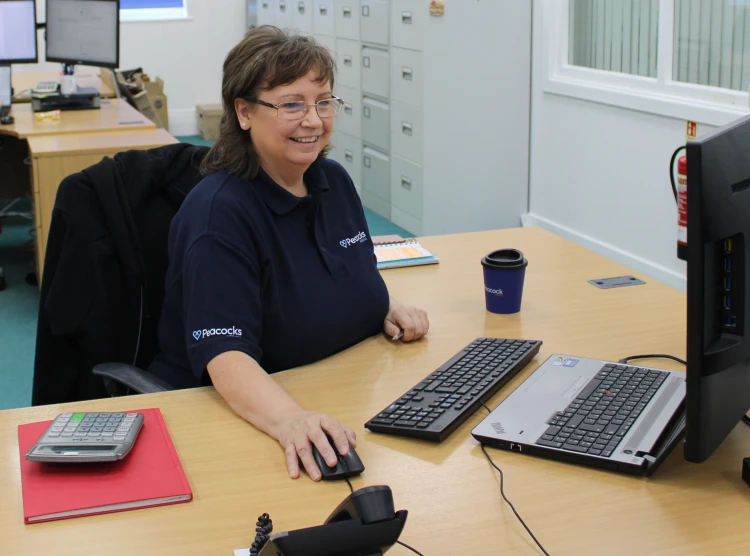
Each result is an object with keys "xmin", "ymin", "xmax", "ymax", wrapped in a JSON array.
[{"xmin": 42, "ymin": 412, "xmax": 142, "ymax": 444}]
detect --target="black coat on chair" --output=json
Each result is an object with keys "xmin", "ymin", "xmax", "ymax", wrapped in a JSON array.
[{"xmin": 32, "ymin": 143, "xmax": 209, "ymax": 405}]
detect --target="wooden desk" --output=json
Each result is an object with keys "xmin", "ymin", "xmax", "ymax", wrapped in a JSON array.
[
  {"xmin": 11, "ymin": 70, "xmax": 116, "ymax": 103},
  {"xmin": 1, "ymin": 227, "xmax": 748, "ymax": 555},
  {"xmin": 28, "ymin": 128, "xmax": 179, "ymax": 278},
  {"xmin": 0, "ymin": 99, "xmax": 154, "ymax": 139}
]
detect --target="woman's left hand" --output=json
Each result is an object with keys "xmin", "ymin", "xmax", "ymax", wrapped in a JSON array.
[{"xmin": 383, "ymin": 298, "xmax": 429, "ymax": 341}]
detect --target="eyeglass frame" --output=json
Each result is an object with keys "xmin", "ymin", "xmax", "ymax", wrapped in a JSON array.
[{"xmin": 253, "ymin": 96, "xmax": 345, "ymax": 120}]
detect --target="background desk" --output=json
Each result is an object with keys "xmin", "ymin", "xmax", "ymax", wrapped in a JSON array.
[
  {"xmin": 11, "ymin": 70, "xmax": 116, "ymax": 103},
  {"xmin": 0, "ymin": 100, "xmax": 174, "ymax": 280},
  {"xmin": 1, "ymin": 227, "xmax": 748, "ymax": 555}
]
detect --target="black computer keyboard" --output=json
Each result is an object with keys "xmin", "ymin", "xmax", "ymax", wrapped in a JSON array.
[
  {"xmin": 534, "ymin": 363, "xmax": 670, "ymax": 457},
  {"xmin": 365, "ymin": 338, "xmax": 542, "ymax": 442}
]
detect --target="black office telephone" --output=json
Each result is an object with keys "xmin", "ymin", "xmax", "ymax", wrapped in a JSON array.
[{"xmin": 253, "ymin": 485, "xmax": 408, "ymax": 556}]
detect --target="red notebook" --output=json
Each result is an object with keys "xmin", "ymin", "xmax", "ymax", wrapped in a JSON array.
[{"xmin": 18, "ymin": 407, "xmax": 192, "ymax": 524}]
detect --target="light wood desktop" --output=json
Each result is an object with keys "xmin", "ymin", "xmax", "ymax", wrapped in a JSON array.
[
  {"xmin": 28, "ymin": 128, "xmax": 179, "ymax": 277},
  {"xmin": 0, "ymin": 99, "xmax": 153, "ymax": 139},
  {"xmin": 11, "ymin": 70, "xmax": 116, "ymax": 103},
  {"xmin": 1, "ymin": 227, "xmax": 748, "ymax": 555}
]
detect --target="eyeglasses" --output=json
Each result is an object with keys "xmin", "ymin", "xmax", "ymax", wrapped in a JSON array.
[{"xmin": 254, "ymin": 97, "xmax": 344, "ymax": 120}]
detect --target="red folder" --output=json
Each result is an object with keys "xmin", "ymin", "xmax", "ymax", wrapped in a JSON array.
[{"xmin": 18, "ymin": 407, "xmax": 192, "ymax": 524}]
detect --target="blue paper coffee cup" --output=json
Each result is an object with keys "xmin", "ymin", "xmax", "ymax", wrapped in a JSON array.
[{"xmin": 481, "ymin": 249, "xmax": 528, "ymax": 314}]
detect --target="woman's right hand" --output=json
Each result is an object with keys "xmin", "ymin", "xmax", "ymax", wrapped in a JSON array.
[{"xmin": 271, "ymin": 410, "xmax": 357, "ymax": 481}]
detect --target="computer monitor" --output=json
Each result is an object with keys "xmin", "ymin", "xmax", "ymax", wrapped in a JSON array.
[
  {"xmin": 685, "ymin": 113, "xmax": 750, "ymax": 463},
  {"xmin": 46, "ymin": 0, "xmax": 119, "ymax": 69},
  {"xmin": 0, "ymin": 0, "xmax": 39, "ymax": 64}
]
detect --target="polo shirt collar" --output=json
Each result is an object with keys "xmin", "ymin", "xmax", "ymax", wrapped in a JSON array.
[{"xmin": 256, "ymin": 159, "xmax": 331, "ymax": 215}]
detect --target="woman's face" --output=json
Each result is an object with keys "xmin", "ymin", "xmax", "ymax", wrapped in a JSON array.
[{"xmin": 236, "ymin": 71, "xmax": 335, "ymax": 172}]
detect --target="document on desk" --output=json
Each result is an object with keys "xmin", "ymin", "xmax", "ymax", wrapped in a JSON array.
[
  {"xmin": 234, "ymin": 549, "xmax": 251, "ymax": 555},
  {"xmin": 374, "ymin": 239, "xmax": 439, "ymax": 270}
]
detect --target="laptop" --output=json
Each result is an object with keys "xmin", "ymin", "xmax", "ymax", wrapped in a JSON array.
[
  {"xmin": 0, "ymin": 66, "xmax": 11, "ymax": 118},
  {"xmin": 472, "ymin": 354, "xmax": 686, "ymax": 476}
]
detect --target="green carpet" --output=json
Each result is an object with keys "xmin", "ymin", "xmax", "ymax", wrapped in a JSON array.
[{"xmin": 0, "ymin": 135, "xmax": 409, "ymax": 410}]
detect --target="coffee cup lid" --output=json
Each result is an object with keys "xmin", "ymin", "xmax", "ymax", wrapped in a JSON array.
[{"xmin": 481, "ymin": 249, "xmax": 528, "ymax": 270}]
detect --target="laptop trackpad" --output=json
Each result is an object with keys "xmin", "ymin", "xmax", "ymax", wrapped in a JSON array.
[{"xmin": 526, "ymin": 367, "xmax": 583, "ymax": 396}]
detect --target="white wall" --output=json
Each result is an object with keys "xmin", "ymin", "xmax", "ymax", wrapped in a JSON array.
[
  {"xmin": 14, "ymin": 0, "xmax": 247, "ymax": 136},
  {"xmin": 527, "ymin": 3, "xmax": 719, "ymax": 292}
]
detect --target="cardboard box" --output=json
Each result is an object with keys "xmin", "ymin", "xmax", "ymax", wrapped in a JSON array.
[
  {"xmin": 151, "ymin": 94, "xmax": 169, "ymax": 131},
  {"xmin": 197, "ymin": 104, "xmax": 223, "ymax": 141},
  {"xmin": 132, "ymin": 90, "xmax": 163, "ymax": 128}
]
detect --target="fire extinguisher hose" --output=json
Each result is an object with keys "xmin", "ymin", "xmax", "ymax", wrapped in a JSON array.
[{"xmin": 670, "ymin": 145, "xmax": 687, "ymax": 203}]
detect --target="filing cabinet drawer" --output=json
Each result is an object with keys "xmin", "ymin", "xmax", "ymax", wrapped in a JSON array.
[
  {"xmin": 390, "ymin": 100, "xmax": 422, "ymax": 164},
  {"xmin": 361, "ymin": 0, "xmax": 389, "ymax": 46},
  {"xmin": 361, "ymin": 46, "xmax": 389, "ymax": 98},
  {"xmin": 391, "ymin": 48, "xmax": 423, "ymax": 106},
  {"xmin": 257, "ymin": 0, "xmax": 275, "ymax": 25},
  {"xmin": 335, "ymin": 38, "xmax": 361, "ymax": 89},
  {"xmin": 391, "ymin": 0, "xmax": 425, "ymax": 51},
  {"xmin": 314, "ymin": 33, "xmax": 336, "ymax": 54},
  {"xmin": 335, "ymin": 1, "xmax": 360, "ymax": 40},
  {"xmin": 391, "ymin": 206, "xmax": 421, "ymax": 237},
  {"xmin": 313, "ymin": 0, "xmax": 335, "ymax": 35},
  {"xmin": 275, "ymin": 0, "xmax": 293, "ymax": 28},
  {"xmin": 329, "ymin": 131, "xmax": 362, "ymax": 188},
  {"xmin": 391, "ymin": 155, "xmax": 423, "ymax": 219},
  {"xmin": 335, "ymin": 85, "xmax": 361, "ymax": 139},
  {"xmin": 362, "ymin": 96, "xmax": 389, "ymax": 152},
  {"xmin": 292, "ymin": 0, "xmax": 314, "ymax": 33},
  {"xmin": 362, "ymin": 147, "xmax": 390, "ymax": 200}
]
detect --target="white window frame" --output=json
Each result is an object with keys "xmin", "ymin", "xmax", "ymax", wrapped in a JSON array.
[
  {"xmin": 119, "ymin": 2, "xmax": 189, "ymax": 23},
  {"xmin": 542, "ymin": 0, "xmax": 750, "ymax": 126}
]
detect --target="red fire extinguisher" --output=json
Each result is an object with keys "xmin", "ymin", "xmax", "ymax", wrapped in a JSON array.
[{"xmin": 671, "ymin": 145, "xmax": 688, "ymax": 261}]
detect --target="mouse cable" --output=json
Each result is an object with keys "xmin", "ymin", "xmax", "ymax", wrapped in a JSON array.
[
  {"xmin": 617, "ymin": 354, "xmax": 686, "ymax": 366},
  {"xmin": 338, "ymin": 455, "xmax": 425, "ymax": 555},
  {"xmin": 479, "ymin": 403, "xmax": 551, "ymax": 556}
]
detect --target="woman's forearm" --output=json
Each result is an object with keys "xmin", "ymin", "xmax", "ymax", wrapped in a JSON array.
[{"xmin": 207, "ymin": 350, "xmax": 302, "ymax": 438}]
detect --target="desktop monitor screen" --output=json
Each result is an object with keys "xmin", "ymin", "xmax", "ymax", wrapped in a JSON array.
[
  {"xmin": 685, "ymin": 113, "xmax": 750, "ymax": 463},
  {"xmin": 46, "ymin": 0, "xmax": 119, "ymax": 69},
  {"xmin": 0, "ymin": 0, "xmax": 38, "ymax": 64}
]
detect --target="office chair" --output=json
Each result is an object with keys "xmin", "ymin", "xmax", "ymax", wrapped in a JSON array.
[{"xmin": 32, "ymin": 143, "xmax": 210, "ymax": 405}]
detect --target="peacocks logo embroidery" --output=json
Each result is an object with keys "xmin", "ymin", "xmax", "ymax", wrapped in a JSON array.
[
  {"xmin": 339, "ymin": 231, "xmax": 368, "ymax": 248},
  {"xmin": 485, "ymin": 287, "xmax": 504, "ymax": 296},
  {"xmin": 192, "ymin": 327, "xmax": 243, "ymax": 340}
]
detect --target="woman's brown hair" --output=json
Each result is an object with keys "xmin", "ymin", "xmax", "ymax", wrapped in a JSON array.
[{"xmin": 199, "ymin": 26, "xmax": 336, "ymax": 179}]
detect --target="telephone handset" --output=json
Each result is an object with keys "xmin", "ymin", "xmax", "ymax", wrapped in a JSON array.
[{"xmin": 254, "ymin": 485, "xmax": 408, "ymax": 556}]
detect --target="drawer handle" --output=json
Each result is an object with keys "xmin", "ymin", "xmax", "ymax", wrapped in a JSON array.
[
  {"xmin": 319, "ymin": 4, "xmax": 327, "ymax": 15},
  {"xmin": 298, "ymin": 1, "xmax": 305, "ymax": 13},
  {"xmin": 345, "ymin": 149, "xmax": 354, "ymax": 162},
  {"xmin": 364, "ymin": 156, "xmax": 371, "ymax": 168},
  {"xmin": 279, "ymin": 0, "xmax": 286, "ymax": 12},
  {"xmin": 262, "ymin": 0, "xmax": 268, "ymax": 8},
  {"xmin": 342, "ymin": 6, "xmax": 351, "ymax": 17},
  {"xmin": 363, "ymin": 106, "xmax": 371, "ymax": 118},
  {"xmin": 402, "ymin": 11, "xmax": 412, "ymax": 24},
  {"xmin": 362, "ymin": 4, "xmax": 369, "ymax": 16},
  {"xmin": 401, "ymin": 176, "xmax": 412, "ymax": 190},
  {"xmin": 401, "ymin": 122, "xmax": 413, "ymax": 136},
  {"xmin": 402, "ymin": 67, "xmax": 413, "ymax": 80},
  {"xmin": 344, "ymin": 55, "xmax": 353, "ymax": 66},
  {"xmin": 362, "ymin": 55, "xmax": 370, "ymax": 68},
  {"xmin": 344, "ymin": 103, "xmax": 353, "ymax": 115}
]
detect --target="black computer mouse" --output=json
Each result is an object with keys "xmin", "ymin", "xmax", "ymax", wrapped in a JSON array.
[
  {"xmin": 0, "ymin": 115, "xmax": 14, "ymax": 125},
  {"xmin": 311, "ymin": 435, "xmax": 365, "ymax": 481}
]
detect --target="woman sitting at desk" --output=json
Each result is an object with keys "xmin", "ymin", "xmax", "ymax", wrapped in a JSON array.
[{"xmin": 149, "ymin": 26, "xmax": 429, "ymax": 481}]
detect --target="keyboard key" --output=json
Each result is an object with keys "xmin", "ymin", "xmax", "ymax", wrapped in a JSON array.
[
  {"xmin": 537, "ymin": 439, "xmax": 563, "ymax": 449},
  {"xmin": 562, "ymin": 443, "xmax": 589, "ymax": 453}
]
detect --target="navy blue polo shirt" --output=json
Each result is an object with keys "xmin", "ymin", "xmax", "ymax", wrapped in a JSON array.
[{"xmin": 149, "ymin": 158, "xmax": 390, "ymax": 388}]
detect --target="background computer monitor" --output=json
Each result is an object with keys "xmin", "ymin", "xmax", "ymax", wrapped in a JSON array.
[
  {"xmin": 685, "ymin": 113, "xmax": 750, "ymax": 463},
  {"xmin": 0, "ymin": 0, "xmax": 39, "ymax": 64},
  {"xmin": 46, "ymin": 0, "xmax": 119, "ymax": 69}
]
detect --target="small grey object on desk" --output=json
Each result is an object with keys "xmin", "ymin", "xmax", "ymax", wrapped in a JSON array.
[{"xmin": 588, "ymin": 275, "xmax": 646, "ymax": 289}]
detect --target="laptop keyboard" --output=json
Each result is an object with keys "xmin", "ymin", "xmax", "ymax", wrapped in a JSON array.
[
  {"xmin": 535, "ymin": 363, "xmax": 670, "ymax": 457},
  {"xmin": 366, "ymin": 338, "xmax": 542, "ymax": 442}
]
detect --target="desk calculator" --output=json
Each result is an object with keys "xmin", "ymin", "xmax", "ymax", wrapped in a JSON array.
[{"xmin": 25, "ymin": 412, "xmax": 144, "ymax": 463}]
